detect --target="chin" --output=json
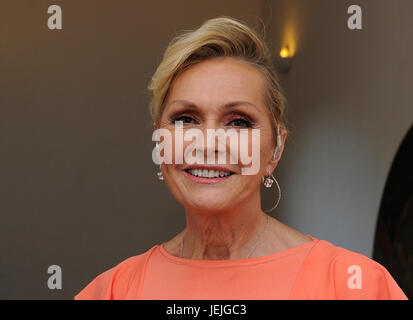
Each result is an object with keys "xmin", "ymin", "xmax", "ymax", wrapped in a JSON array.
[{"xmin": 186, "ymin": 194, "xmax": 233, "ymax": 213}]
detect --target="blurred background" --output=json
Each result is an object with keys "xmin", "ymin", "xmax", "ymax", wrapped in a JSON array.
[{"xmin": 0, "ymin": 0, "xmax": 412, "ymax": 299}]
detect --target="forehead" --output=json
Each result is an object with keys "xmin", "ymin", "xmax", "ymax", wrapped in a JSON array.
[{"xmin": 165, "ymin": 57, "xmax": 266, "ymax": 111}]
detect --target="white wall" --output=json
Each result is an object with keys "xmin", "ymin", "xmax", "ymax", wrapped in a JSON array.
[{"xmin": 263, "ymin": 0, "xmax": 413, "ymax": 257}]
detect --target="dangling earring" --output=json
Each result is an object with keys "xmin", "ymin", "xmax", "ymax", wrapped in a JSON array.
[
  {"xmin": 157, "ymin": 165, "xmax": 164, "ymax": 181},
  {"xmin": 262, "ymin": 170, "xmax": 281, "ymax": 212},
  {"xmin": 263, "ymin": 174, "xmax": 274, "ymax": 188},
  {"xmin": 155, "ymin": 142, "xmax": 164, "ymax": 181}
]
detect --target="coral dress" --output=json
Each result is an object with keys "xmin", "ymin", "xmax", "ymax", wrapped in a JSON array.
[{"xmin": 74, "ymin": 236, "xmax": 407, "ymax": 300}]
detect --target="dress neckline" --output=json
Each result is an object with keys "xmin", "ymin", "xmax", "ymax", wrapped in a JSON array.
[{"xmin": 158, "ymin": 235, "xmax": 319, "ymax": 267}]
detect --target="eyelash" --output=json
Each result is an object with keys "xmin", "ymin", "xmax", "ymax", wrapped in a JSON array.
[{"xmin": 169, "ymin": 114, "xmax": 254, "ymax": 128}]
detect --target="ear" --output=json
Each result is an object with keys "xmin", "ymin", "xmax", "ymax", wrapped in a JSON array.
[
  {"xmin": 265, "ymin": 127, "xmax": 288, "ymax": 175},
  {"xmin": 153, "ymin": 122, "xmax": 158, "ymax": 130}
]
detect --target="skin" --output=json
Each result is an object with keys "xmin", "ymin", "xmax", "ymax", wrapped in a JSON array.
[{"xmin": 154, "ymin": 57, "xmax": 311, "ymax": 260}]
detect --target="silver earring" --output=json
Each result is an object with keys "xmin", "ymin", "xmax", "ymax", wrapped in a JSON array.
[
  {"xmin": 157, "ymin": 165, "xmax": 164, "ymax": 180},
  {"xmin": 155, "ymin": 142, "xmax": 164, "ymax": 181},
  {"xmin": 262, "ymin": 173, "xmax": 281, "ymax": 212},
  {"xmin": 263, "ymin": 174, "xmax": 274, "ymax": 188}
]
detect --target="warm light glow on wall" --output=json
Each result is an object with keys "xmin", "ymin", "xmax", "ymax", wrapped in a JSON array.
[
  {"xmin": 274, "ymin": 18, "xmax": 298, "ymax": 74},
  {"xmin": 282, "ymin": 18, "xmax": 297, "ymax": 56},
  {"xmin": 279, "ymin": 46, "xmax": 290, "ymax": 58}
]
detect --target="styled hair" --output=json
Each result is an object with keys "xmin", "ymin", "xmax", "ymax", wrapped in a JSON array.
[{"xmin": 148, "ymin": 16, "xmax": 287, "ymax": 140}]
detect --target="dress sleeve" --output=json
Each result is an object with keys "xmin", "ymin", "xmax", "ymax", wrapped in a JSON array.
[
  {"xmin": 74, "ymin": 259, "xmax": 138, "ymax": 300},
  {"xmin": 74, "ymin": 265, "xmax": 120, "ymax": 300},
  {"xmin": 74, "ymin": 249, "xmax": 155, "ymax": 300},
  {"xmin": 331, "ymin": 250, "xmax": 408, "ymax": 300}
]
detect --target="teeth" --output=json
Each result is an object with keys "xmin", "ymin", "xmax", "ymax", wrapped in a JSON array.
[{"xmin": 187, "ymin": 169, "xmax": 232, "ymax": 178}]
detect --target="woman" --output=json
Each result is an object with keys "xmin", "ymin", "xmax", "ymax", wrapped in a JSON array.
[{"xmin": 75, "ymin": 16, "xmax": 407, "ymax": 300}]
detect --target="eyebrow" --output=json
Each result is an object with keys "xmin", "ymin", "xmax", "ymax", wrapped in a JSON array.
[{"xmin": 167, "ymin": 99, "xmax": 258, "ymax": 111}]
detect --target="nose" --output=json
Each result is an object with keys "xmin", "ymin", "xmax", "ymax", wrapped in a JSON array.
[{"xmin": 200, "ymin": 118, "xmax": 228, "ymax": 163}]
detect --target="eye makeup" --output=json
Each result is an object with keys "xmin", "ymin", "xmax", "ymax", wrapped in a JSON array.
[
  {"xmin": 168, "ymin": 110, "xmax": 257, "ymax": 128},
  {"xmin": 168, "ymin": 111, "xmax": 200, "ymax": 125},
  {"xmin": 225, "ymin": 111, "xmax": 256, "ymax": 128}
]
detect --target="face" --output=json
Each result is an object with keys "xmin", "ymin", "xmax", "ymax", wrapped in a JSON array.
[{"xmin": 155, "ymin": 57, "xmax": 286, "ymax": 213}]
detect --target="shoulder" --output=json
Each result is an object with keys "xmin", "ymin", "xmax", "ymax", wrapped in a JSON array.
[
  {"xmin": 328, "ymin": 243, "xmax": 407, "ymax": 299},
  {"xmin": 74, "ymin": 245, "xmax": 158, "ymax": 300},
  {"xmin": 291, "ymin": 239, "xmax": 407, "ymax": 300}
]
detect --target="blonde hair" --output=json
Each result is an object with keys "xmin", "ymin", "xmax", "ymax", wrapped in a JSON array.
[{"xmin": 148, "ymin": 16, "xmax": 287, "ymax": 140}]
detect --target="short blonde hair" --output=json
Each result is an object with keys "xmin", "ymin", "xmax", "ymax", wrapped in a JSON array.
[{"xmin": 148, "ymin": 16, "xmax": 287, "ymax": 140}]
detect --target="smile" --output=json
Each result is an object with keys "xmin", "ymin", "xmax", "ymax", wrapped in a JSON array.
[{"xmin": 183, "ymin": 166, "xmax": 235, "ymax": 184}]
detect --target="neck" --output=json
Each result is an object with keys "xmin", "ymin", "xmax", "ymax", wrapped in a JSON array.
[{"xmin": 181, "ymin": 192, "xmax": 269, "ymax": 260}]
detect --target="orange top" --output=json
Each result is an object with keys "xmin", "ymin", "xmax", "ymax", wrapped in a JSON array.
[{"xmin": 74, "ymin": 236, "xmax": 407, "ymax": 300}]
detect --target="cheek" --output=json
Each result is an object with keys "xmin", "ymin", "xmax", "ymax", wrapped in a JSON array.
[
  {"xmin": 234, "ymin": 128, "xmax": 273, "ymax": 174},
  {"xmin": 157, "ymin": 124, "xmax": 187, "ymax": 167},
  {"xmin": 259, "ymin": 130, "xmax": 275, "ymax": 167}
]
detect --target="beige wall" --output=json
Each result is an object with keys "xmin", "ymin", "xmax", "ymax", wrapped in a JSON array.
[{"xmin": 264, "ymin": 0, "xmax": 413, "ymax": 257}]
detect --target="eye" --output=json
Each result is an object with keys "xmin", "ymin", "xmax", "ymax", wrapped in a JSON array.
[
  {"xmin": 227, "ymin": 118, "xmax": 253, "ymax": 128},
  {"xmin": 171, "ymin": 115, "xmax": 197, "ymax": 125}
]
